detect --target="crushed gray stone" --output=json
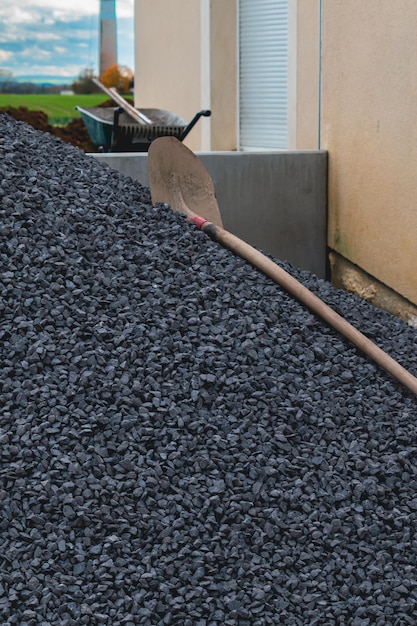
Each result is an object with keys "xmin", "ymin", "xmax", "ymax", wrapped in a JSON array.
[{"xmin": 1, "ymin": 113, "xmax": 417, "ymax": 625}]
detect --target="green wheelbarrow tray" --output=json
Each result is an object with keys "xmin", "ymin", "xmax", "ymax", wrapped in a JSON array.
[{"xmin": 76, "ymin": 105, "xmax": 211, "ymax": 152}]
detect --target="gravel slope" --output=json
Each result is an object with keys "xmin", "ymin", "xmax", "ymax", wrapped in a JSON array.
[{"xmin": 1, "ymin": 114, "xmax": 417, "ymax": 625}]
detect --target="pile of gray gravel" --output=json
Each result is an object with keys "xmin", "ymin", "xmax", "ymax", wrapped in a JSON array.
[{"xmin": 1, "ymin": 113, "xmax": 417, "ymax": 626}]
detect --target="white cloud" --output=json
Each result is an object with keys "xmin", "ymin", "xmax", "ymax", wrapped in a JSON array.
[
  {"xmin": 0, "ymin": 50, "xmax": 13, "ymax": 62},
  {"xmin": 0, "ymin": 7, "xmax": 35, "ymax": 25},
  {"xmin": 0, "ymin": 0, "xmax": 135, "ymax": 77},
  {"xmin": 18, "ymin": 63, "xmax": 84, "ymax": 78},
  {"xmin": 20, "ymin": 46, "xmax": 52, "ymax": 60},
  {"xmin": 117, "ymin": 0, "xmax": 135, "ymax": 19},
  {"xmin": 0, "ymin": 1, "xmax": 96, "ymax": 23},
  {"xmin": 0, "ymin": 30, "xmax": 61, "ymax": 44},
  {"xmin": 33, "ymin": 32, "xmax": 61, "ymax": 42},
  {"xmin": 0, "ymin": 1, "xmax": 134, "ymax": 22}
]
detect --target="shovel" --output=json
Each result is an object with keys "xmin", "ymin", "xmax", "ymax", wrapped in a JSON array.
[{"xmin": 148, "ymin": 136, "xmax": 417, "ymax": 396}]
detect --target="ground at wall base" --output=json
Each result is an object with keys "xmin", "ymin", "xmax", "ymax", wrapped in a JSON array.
[{"xmin": 329, "ymin": 250, "xmax": 417, "ymax": 327}]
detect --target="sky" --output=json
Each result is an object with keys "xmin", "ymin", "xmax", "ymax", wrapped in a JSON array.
[{"xmin": 0, "ymin": 0, "xmax": 135, "ymax": 81}]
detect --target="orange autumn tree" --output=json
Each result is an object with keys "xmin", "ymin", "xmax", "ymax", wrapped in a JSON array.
[{"xmin": 100, "ymin": 64, "xmax": 133, "ymax": 94}]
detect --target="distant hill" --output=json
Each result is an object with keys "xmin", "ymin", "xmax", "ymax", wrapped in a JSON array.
[
  {"xmin": 11, "ymin": 75, "xmax": 76, "ymax": 86},
  {"xmin": 0, "ymin": 75, "xmax": 78, "ymax": 94}
]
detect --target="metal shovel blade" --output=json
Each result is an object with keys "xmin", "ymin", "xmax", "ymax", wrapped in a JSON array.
[{"xmin": 148, "ymin": 136, "xmax": 223, "ymax": 227}]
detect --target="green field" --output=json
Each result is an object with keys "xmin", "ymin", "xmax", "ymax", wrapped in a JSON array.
[{"xmin": 0, "ymin": 94, "xmax": 113, "ymax": 125}]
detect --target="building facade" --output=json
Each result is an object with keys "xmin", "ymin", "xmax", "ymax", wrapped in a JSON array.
[
  {"xmin": 134, "ymin": 0, "xmax": 417, "ymax": 315},
  {"xmin": 134, "ymin": 0, "xmax": 319, "ymax": 153}
]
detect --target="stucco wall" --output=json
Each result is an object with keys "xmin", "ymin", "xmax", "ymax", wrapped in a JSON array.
[
  {"xmin": 208, "ymin": 0, "xmax": 237, "ymax": 151},
  {"xmin": 134, "ymin": 0, "xmax": 236, "ymax": 151},
  {"xmin": 134, "ymin": 0, "xmax": 319, "ymax": 151},
  {"xmin": 134, "ymin": 0, "xmax": 202, "ymax": 151},
  {"xmin": 321, "ymin": 0, "xmax": 417, "ymax": 306},
  {"xmin": 288, "ymin": 0, "xmax": 320, "ymax": 150},
  {"xmin": 133, "ymin": 0, "xmax": 416, "ymax": 307}
]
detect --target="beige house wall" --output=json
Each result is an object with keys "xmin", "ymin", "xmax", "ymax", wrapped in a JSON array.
[
  {"xmin": 321, "ymin": 0, "xmax": 417, "ymax": 306},
  {"xmin": 134, "ymin": 0, "xmax": 316, "ymax": 152},
  {"xmin": 133, "ymin": 0, "xmax": 417, "ymax": 309},
  {"xmin": 208, "ymin": 0, "xmax": 237, "ymax": 151},
  {"xmin": 295, "ymin": 0, "xmax": 320, "ymax": 150},
  {"xmin": 288, "ymin": 0, "xmax": 320, "ymax": 150},
  {"xmin": 134, "ymin": 0, "xmax": 201, "ymax": 150},
  {"xmin": 134, "ymin": 0, "xmax": 236, "ymax": 152}
]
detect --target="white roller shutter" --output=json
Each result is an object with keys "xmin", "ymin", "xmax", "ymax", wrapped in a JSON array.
[{"xmin": 238, "ymin": 0, "xmax": 288, "ymax": 150}]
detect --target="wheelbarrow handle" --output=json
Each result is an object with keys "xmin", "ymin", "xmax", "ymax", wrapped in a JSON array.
[
  {"xmin": 110, "ymin": 106, "xmax": 123, "ymax": 152},
  {"xmin": 179, "ymin": 110, "xmax": 211, "ymax": 142}
]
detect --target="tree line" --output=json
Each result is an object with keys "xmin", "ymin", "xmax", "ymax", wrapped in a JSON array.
[{"xmin": 0, "ymin": 65, "xmax": 134, "ymax": 95}]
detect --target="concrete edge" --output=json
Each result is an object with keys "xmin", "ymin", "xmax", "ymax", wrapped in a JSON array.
[{"xmin": 329, "ymin": 250, "xmax": 417, "ymax": 326}]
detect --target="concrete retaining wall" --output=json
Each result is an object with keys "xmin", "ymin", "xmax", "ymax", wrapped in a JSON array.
[{"xmin": 92, "ymin": 151, "xmax": 328, "ymax": 278}]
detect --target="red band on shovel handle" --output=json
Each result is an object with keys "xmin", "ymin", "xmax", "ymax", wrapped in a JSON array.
[{"xmin": 192, "ymin": 216, "xmax": 209, "ymax": 229}]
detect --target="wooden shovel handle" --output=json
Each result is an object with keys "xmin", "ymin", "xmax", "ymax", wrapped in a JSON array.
[
  {"xmin": 194, "ymin": 218, "xmax": 417, "ymax": 397},
  {"xmin": 92, "ymin": 78, "xmax": 153, "ymax": 125}
]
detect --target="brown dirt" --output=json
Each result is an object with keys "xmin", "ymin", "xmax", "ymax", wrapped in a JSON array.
[{"xmin": 0, "ymin": 99, "xmax": 127, "ymax": 152}]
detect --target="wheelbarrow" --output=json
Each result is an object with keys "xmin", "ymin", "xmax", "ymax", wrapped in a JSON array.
[{"xmin": 76, "ymin": 105, "xmax": 211, "ymax": 153}]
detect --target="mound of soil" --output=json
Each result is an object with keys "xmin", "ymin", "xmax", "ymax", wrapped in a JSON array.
[{"xmin": 0, "ymin": 99, "xmax": 126, "ymax": 152}]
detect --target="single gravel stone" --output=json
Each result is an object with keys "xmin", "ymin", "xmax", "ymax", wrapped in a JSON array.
[{"xmin": 0, "ymin": 113, "xmax": 417, "ymax": 625}]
